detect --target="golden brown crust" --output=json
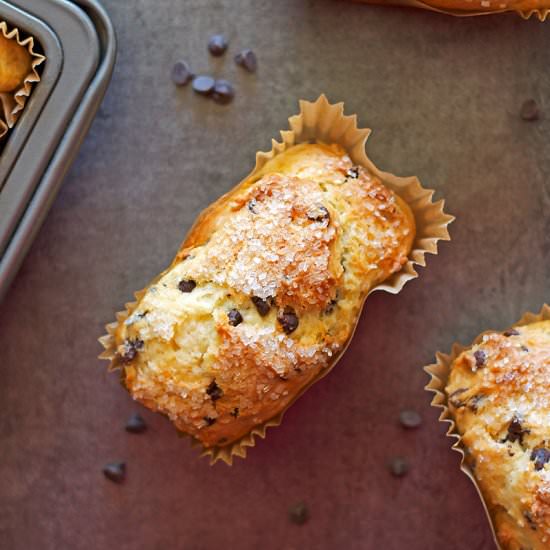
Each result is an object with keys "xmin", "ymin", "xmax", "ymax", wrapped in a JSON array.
[
  {"xmin": 113, "ymin": 143, "xmax": 415, "ymax": 448},
  {"xmin": 0, "ymin": 33, "xmax": 31, "ymax": 93},
  {"xmin": 180, "ymin": 173, "xmax": 341, "ymax": 312},
  {"xmin": 446, "ymin": 321, "xmax": 550, "ymax": 550}
]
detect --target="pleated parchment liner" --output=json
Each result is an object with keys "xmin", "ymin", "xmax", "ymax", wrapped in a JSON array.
[
  {"xmin": 100, "ymin": 95, "xmax": 454, "ymax": 465},
  {"xmin": 425, "ymin": 303, "xmax": 550, "ymax": 550},
  {"xmin": 354, "ymin": 0, "xmax": 549, "ymax": 20},
  {"xmin": 0, "ymin": 21, "xmax": 45, "ymax": 140}
]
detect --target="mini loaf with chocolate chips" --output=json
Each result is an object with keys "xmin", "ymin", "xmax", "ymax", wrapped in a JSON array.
[
  {"xmin": 109, "ymin": 143, "xmax": 415, "ymax": 449},
  {"xmin": 446, "ymin": 321, "xmax": 550, "ymax": 550}
]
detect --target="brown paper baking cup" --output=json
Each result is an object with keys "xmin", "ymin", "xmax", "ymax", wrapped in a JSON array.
[
  {"xmin": 100, "ymin": 95, "xmax": 453, "ymax": 465},
  {"xmin": 0, "ymin": 20, "xmax": 45, "ymax": 136},
  {"xmin": 424, "ymin": 303, "xmax": 550, "ymax": 550},
  {"xmin": 354, "ymin": 0, "xmax": 549, "ymax": 19}
]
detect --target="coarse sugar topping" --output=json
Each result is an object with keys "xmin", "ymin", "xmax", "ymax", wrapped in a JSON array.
[{"xmin": 182, "ymin": 174, "xmax": 340, "ymax": 311}]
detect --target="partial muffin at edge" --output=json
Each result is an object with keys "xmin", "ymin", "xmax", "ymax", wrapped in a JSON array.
[{"xmin": 446, "ymin": 321, "xmax": 550, "ymax": 550}]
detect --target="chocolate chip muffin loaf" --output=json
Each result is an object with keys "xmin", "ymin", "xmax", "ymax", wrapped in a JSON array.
[
  {"xmin": 446, "ymin": 321, "xmax": 550, "ymax": 550},
  {"xmin": 108, "ymin": 143, "xmax": 415, "ymax": 449}
]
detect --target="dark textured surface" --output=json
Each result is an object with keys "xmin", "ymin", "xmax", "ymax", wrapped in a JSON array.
[{"xmin": 1, "ymin": 1, "xmax": 550, "ymax": 549}]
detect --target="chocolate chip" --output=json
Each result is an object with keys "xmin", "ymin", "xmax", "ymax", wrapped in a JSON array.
[
  {"xmin": 503, "ymin": 328, "xmax": 520, "ymax": 337},
  {"xmin": 399, "ymin": 409, "xmax": 422, "ymax": 429},
  {"xmin": 306, "ymin": 205, "xmax": 330, "ymax": 223},
  {"xmin": 524, "ymin": 511, "xmax": 537, "ymax": 530},
  {"xmin": 204, "ymin": 416, "xmax": 217, "ymax": 426},
  {"xmin": 119, "ymin": 338, "xmax": 144, "ymax": 364},
  {"xmin": 521, "ymin": 345, "xmax": 530, "ymax": 352},
  {"xmin": 251, "ymin": 296, "xmax": 272, "ymax": 316},
  {"xmin": 206, "ymin": 380, "xmax": 223, "ymax": 401},
  {"xmin": 467, "ymin": 394, "xmax": 484, "ymax": 413},
  {"xmin": 227, "ymin": 308, "xmax": 243, "ymax": 326},
  {"xmin": 212, "ymin": 79, "xmax": 234, "ymax": 105},
  {"xmin": 125, "ymin": 413, "xmax": 147, "ymax": 434},
  {"xmin": 248, "ymin": 199, "xmax": 258, "ymax": 213},
  {"xmin": 192, "ymin": 75, "xmax": 215, "ymax": 95},
  {"xmin": 288, "ymin": 502, "xmax": 309, "ymax": 525},
  {"xmin": 473, "ymin": 350, "xmax": 487, "ymax": 368},
  {"xmin": 207, "ymin": 34, "xmax": 228, "ymax": 56},
  {"xmin": 505, "ymin": 416, "xmax": 530, "ymax": 444},
  {"xmin": 230, "ymin": 407, "xmax": 239, "ymax": 418},
  {"xmin": 389, "ymin": 456, "xmax": 409, "ymax": 477},
  {"xmin": 277, "ymin": 306, "xmax": 299, "ymax": 334},
  {"xmin": 178, "ymin": 279, "xmax": 196, "ymax": 293},
  {"xmin": 520, "ymin": 99, "xmax": 539, "ymax": 121},
  {"xmin": 103, "ymin": 462, "xmax": 126, "ymax": 483},
  {"xmin": 531, "ymin": 447, "xmax": 550, "ymax": 471},
  {"xmin": 346, "ymin": 166, "xmax": 359, "ymax": 179},
  {"xmin": 235, "ymin": 49, "xmax": 257, "ymax": 72},
  {"xmin": 448, "ymin": 388, "xmax": 468, "ymax": 408},
  {"xmin": 171, "ymin": 60, "xmax": 193, "ymax": 86}
]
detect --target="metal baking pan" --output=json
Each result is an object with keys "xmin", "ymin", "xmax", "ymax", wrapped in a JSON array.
[
  {"xmin": 0, "ymin": 0, "xmax": 62, "ymax": 188},
  {"xmin": 0, "ymin": 0, "xmax": 116, "ymax": 301}
]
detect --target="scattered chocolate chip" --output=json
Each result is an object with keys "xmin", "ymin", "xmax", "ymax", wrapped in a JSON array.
[
  {"xmin": 251, "ymin": 296, "xmax": 272, "ymax": 316},
  {"xmin": 346, "ymin": 166, "xmax": 359, "ymax": 179},
  {"xmin": 235, "ymin": 49, "xmax": 257, "ymax": 72},
  {"xmin": 207, "ymin": 34, "xmax": 228, "ymax": 56},
  {"xmin": 119, "ymin": 338, "xmax": 144, "ymax": 364},
  {"xmin": 473, "ymin": 350, "xmax": 487, "ymax": 368},
  {"xmin": 530, "ymin": 447, "xmax": 550, "ymax": 471},
  {"xmin": 389, "ymin": 456, "xmax": 409, "ymax": 477},
  {"xmin": 288, "ymin": 502, "xmax": 309, "ymax": 525},
  {"xmin": 505, "ymin": 416, "xmax": 530, "ymax": 445},
  {"xmin": 103, "ymin": 462, "xmax": 126, "ymax": 483},
  {"xmin": 520, "ymin": 99, "xmax": 539, "ymax": 121},
  {"xmin": 171, "ymin": 60, "xmax": 193, "ymax": 86},
  {"xmin": 503, "ymin": 328, "xmax": 520, "ymax": 337},
  {"xmin": 230, "ymin": 407, "xmax": 239, "ymax": 418},
  {"xmin": 248, "ymin": 199, "xmax": 258, "ymax": 213},
  {"xmin": 277, "ymin": 306, "xmax": 299, "ymax": 334},
  {"xmin": 192, "ymin": 75, "xmax": 215, "ymax": 95},
  {"xmin": 204, "ymin": 416, "xmax": 217, "ymax": 426},
  {"xmin": 125, "ymin": 413, "xmax": 147, "ymax": 434},
  {"xmin": 227, "ymin": 308, "xmax": 243, "ymax": 326},
  {"xmin": 521, "ymin": 345, "xmax": 530, "ymax": 352},
  {"xmin": 306, "ymin": 205, "xmax": 330, "ymax": 223},
  {"xmin": 212, "ymin": 79, "xmax": 234, "ymax": 104},
  {"xmin": 206, "ymin": 380, "xmax": 223, "ymax": 401},
  {"xmin": 399, "ymin": 409, "xmax": 422, "ymax": 429},
  {"xmin": 178, "ymin": 279, "xmax": 196, "ymax": 293}
]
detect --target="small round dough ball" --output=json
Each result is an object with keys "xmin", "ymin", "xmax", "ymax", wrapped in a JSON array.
[{"xmin": 0, "ymin": 34, "xmax": 32, "ymax": 93}]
